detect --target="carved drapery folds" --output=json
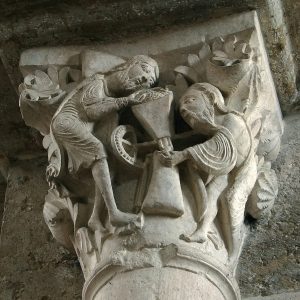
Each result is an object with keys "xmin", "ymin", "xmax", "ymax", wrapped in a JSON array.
[{"xmin": 19, "ymin": 12, "xmax": 282, "ymax": 300}]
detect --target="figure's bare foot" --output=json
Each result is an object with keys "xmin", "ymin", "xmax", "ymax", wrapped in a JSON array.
[
  {"xmin": 207, "ymin": 231, "xmax": 223, "ymax": 250},
  {"xmin": 88, "ymin": 215, "xmax": 107, "ymax": 233},
  {"xmin": 110, "ymin": 210, "xmax": 141, "ymax": 227},
  {"xmin": 180, "ymin": 228, "xmax": 208, "ymax": 243}
]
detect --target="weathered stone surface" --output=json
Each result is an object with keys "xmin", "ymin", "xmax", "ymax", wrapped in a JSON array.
[
  {"xmin": 0, "ymin": 69, "xmax": 298, "ymax": 300},
  {"xmin": 0, "ymin": 158, "xmax": 83, "ymax": 300},
  {"xmin": 0, "ymin": 0, "xmax": 299, "ymax": 160},
  {"xmin": 0, "ymin": 1, "xmax": 299, "ymax": 299},
  {"xmin": 283, "ymin": 0, "xmax": 300, "ymax": 101},
  {"xmin": 0, "ymin": 59, "xmax": 41, "ymax": 158},
  {"xmin": 0, "ymin": 0, "xmax": 299, "ymax": 109},
  {"xmin": 0, "ymin": 1, "xmax": 298, "ymax": 111},
  {"xmin": 245, "ymin": 291, "xmax": 300, "ymax": 300},
  {"xmin": 15, "ymin": 11, "xmax": 284, "ymax": 299},
  {"xmin": 239, "ymin": 112, "xmax": 300, "ymax": 298},
  {"xmin": 0, "ymin": 182, "xmax": 6, "ymax": 226},
  {"xmin": 0, "ymin": 133, "xmax": 298, "ymax": 299}
]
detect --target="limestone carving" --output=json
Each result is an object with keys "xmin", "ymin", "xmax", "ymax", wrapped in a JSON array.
[
  {"xmin": 19, "ymin": 12, "xmax": 283, "ymax": 300},
  {"xmin": 247, "ymin": 158, "xmax": 278, "ymax": 219},
  {"xmin": 21, "ymin": 55, "xmax": 162, "ymax": 229},
  {"xmin": 165, "ymin": 83, "xmax": 257, "ymax": 263}
]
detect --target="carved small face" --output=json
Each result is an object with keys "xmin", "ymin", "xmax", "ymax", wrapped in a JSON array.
[
  {"xmin": 122, "ymin": 62, "xmax": 157, "ymax": 92},
  {"xmin": 179, "ymin": 93, "xmax": 215, "ymax": 131}
]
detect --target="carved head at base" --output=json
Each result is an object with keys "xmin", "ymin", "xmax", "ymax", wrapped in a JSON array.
[{"xmin": 107, "ymin": 55, "xmax": 159, "ymax": 96}]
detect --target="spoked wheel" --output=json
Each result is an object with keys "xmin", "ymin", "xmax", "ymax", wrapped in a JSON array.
[{"xmin": 111, "ymin": 125, "xmax": 143, "ymax": 169}]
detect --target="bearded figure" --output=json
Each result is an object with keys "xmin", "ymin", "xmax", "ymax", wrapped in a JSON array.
[
  {"xmin": 160, "ymin": 83, "xmax": 257, "ymax": 261},
  {"xmin": 21, "ymin": 55, "xmax": 159, "ymax": 232}
]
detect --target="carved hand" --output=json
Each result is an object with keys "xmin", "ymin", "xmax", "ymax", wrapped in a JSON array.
[
  {"xmin": 129, "ymin": 89, "xmax": 149, "ymax": 104},
  {"xmin": 158, "ymin": 150, "xmax": 189, "ymax": 167},
  {"xmin": 46, "ymin": 164, "xmax": 59, "ymax": 188},
  {"xmin": 129, "ymin": 88, "xmax": 172, "ymax": 105}
]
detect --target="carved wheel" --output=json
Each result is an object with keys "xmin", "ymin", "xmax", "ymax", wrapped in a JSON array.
[{"xmin": 111, "ymin": 125, "xmax": 142, "ymax": 169}]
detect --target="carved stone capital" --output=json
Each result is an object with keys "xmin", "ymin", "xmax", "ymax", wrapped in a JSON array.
[{"xmin": 19, "ymin": 11, "xmax": 282, "ymax": 300}]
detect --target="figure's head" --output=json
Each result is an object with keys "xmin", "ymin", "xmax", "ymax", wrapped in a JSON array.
[
  {"xmin": 179, "ymin": 83, "xmax": 227, "ymax": 133},
  {"xmin": 111, "ymin": 55, "xmax": 159, "ymax": 95}
]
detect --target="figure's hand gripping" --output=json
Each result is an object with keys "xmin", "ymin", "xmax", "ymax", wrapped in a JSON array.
[
  {"xmin": 158, "ymin": 150, "xmax": 189, "ymax": 168},
  {"xmin": 129, "ymin": 87, "xmax": 172, "ymax": 105},
  {"xmin": 46, "ymin": 164, "xmax": 59, "ymax": 189}
]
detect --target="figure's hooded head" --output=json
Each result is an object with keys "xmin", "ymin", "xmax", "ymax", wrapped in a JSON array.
[
  {"xmin": 111, "ymin": 55, "xmax": 159, "ymax": 95},
  {"xmin": 179, "ymin": 83, "xmax": 228, "ymax": 133}
]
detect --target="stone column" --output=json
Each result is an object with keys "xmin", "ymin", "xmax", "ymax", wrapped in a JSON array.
[{"xmin": 82, "ymin": 213, "xmax": 240, "ymax": 300}]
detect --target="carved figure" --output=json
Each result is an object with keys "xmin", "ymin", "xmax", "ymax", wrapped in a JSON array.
[
  {"xmin": 160, "ymin": 83, "xmax": 257, "ymax": 257},
  {"xmin": 21, "ymin": 55, "xmax": 159, "ymax": 230}
]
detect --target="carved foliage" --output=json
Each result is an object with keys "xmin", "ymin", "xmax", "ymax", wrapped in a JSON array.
[
  {"xmin": 18, "ymin": 29, "xmax": 282, "ymax": 288},
  {"xmin": 247, "ymin": 159, "xmax": 278, "ymax": 219}
]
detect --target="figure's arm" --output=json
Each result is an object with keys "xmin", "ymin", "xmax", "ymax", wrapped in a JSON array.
[
  {"xmin": 81, "ymin": 76, "xmax": 141, "ymax": 121},
  {"xmin": 83, "ymin": 88, "xmax": 166, "ymax": 121},
  {"xmin": 159, "ymin": 149, "xmax": 191, "ymax": 167},
  {"xmin": 83, "ymin": 96, "xmax": 133, "ymax": 121}
]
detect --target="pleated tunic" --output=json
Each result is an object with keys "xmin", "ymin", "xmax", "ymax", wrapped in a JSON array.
[
  {"xmin": 51, "ymin": 75, "xmax": 109, "ymax": 173},
  {"xmin": 187, "ymin": 127, "xmax": 237, "ymax": 176}
]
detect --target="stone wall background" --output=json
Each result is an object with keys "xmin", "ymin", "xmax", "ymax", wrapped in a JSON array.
[
  {"xmin": 238, "ymin": 113, "xmax": 300, "ymax": 297},
  {"xmin": 0, "ymin": 1, "xmax": 299, "ymax": 299},
  {"xmin": 0, "ymin": 158, "xmax": 83, "ymax": 300}
]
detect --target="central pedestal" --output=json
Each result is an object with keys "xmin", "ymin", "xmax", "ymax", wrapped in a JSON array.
[
  {"xmin": 82, "ymin": 192, "xmax": 240, "ymax": 300},
  {"xmin": 83, "ymin": 259, "xmax": 240, "ymax": 300}
]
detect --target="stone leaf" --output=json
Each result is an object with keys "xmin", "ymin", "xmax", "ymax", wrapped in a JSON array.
[
  {"xmin": 174, "ymin": 65, "xmax": 198, "ymax": 83},
  {"xmin": 247, "ymin": 160, "xmax": 278, "ymax": 219}
]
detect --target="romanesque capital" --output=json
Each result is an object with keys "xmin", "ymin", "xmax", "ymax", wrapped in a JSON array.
[{"xmin": 19, "ymin": 12, "xmax": 282, "ymax": 299}]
